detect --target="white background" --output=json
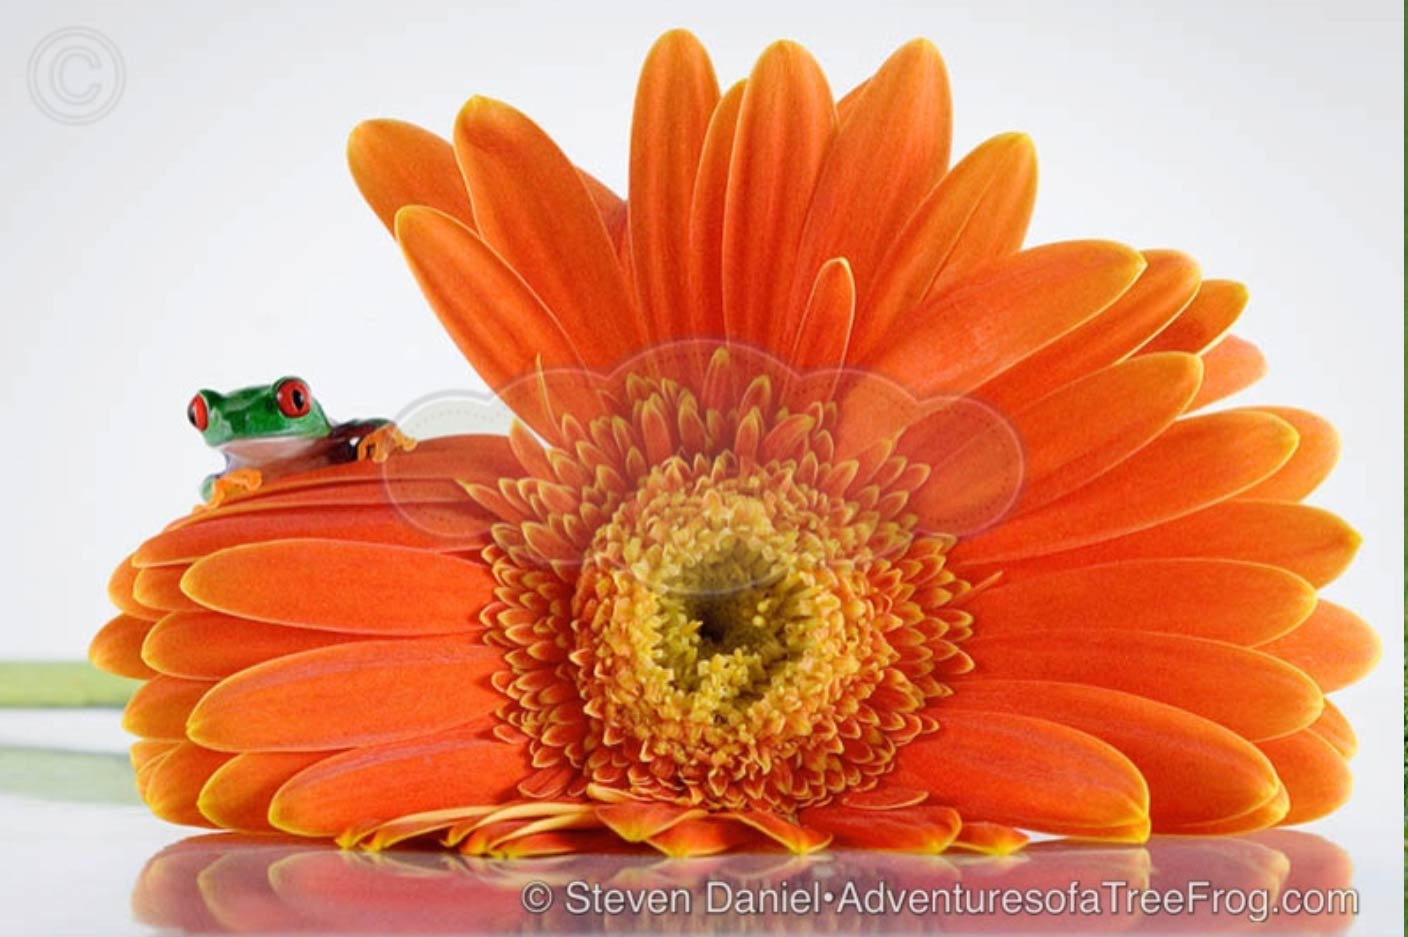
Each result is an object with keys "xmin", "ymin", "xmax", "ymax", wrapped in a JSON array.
[{"xmin": 0, "ymin": 0, "xmax": 1402, "ymax": 932}]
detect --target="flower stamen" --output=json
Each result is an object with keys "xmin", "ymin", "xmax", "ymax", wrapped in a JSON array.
[{"xmin": 482, "ymin": 356, "xmax": 971, "ymax": 813}]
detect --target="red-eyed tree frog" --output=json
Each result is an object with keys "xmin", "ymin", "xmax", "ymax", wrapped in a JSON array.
[{"xmin": 187, "ymin": 376, "xmax": 413, "ymax": 505}]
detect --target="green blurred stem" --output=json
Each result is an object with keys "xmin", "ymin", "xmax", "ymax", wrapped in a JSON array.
[
  {"xmin": 0, "ymin": 746, "xmax": 140, "ymax": 804},
  {"xmin": 0, "ymin": 661, "xmax": 137, "ymax": 707}
]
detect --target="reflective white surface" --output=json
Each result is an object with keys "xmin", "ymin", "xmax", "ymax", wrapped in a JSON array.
[{"xmin": 0, "ymin": 711, "xmax": 1390, "ymax": 936}]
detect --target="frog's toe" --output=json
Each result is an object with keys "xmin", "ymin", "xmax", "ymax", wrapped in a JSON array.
[
  {"xmin": 205, "ymin": 469, "xmax": 263, "ymax": 508},
  {"xmin": 358, "ymin": 423, "xmax": 416, "ymax": 463}
]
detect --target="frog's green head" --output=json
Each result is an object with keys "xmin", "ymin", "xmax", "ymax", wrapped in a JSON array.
[{"xmin": 188, "ymin": 377, "xmax": 332, "ymax": 448}]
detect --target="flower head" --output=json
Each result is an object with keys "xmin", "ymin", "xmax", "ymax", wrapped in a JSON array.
[
  {"xmin": 92, "ymin": 30, "xmax": 1378, "ymax": 857},
  {"xmin": 480, "ymin": 349, "xmax": 973, "ymax": 816}
]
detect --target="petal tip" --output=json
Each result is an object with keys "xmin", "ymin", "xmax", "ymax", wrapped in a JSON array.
[
  {"xmin": 996, "ymin": 130, "xmax": 1036, "ymax": 155},
  {"xmin": 649, "ymin": 27, "xmax": 707, "ymax": 55},
  {"xmin": 455, "ymin": 94, "xmax": 512, "ymax": 132},
  {"xmin": 345, "ymin": 118, "xmax": 390, "ymax": 157}
]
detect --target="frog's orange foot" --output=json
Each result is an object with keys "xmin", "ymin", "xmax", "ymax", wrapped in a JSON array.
[
  {"xmin": 204, "ymin": 468, "xmax": 264, "ymax": 509},
  {"xmin": 357, "ymin": 423, "xmax": 416, "ymax": 463}
]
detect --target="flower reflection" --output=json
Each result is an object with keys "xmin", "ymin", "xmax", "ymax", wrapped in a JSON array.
[{"xmin": 133, "ymin": 831, "xmax": 1353, "ymax": 934}]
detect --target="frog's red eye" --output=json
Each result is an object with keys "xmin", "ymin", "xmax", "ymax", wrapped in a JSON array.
[
  {"xmin": 276, "ymin": 379, "xmax": 311, "ymax": 418},
  {"xmin": 187, "ymin": 394, "xmax": 209, "ymax": 431}
]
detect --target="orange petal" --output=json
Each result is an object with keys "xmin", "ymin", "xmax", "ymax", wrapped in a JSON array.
[
  {"xmin": 1308, "ymin": 699, "xmax": 1357, "ymax": 759},
  {"xmin": 1257, "ymin": 730, "xmax": 1352, "ymax": 825},
  {"xmin": 109, "ymin": 554, "xmax": 161, "ymax": 620},
  {"xmin": 824, "ymin": 366, "xmax": 929, "ymax": 459},
  {"xmin": 197, "ymin": 480, "xmax": 473, "ymax": 517},
  {"xmin": 1235, "ymin": 407, "xmax": 1340, "ymax": 501},
  {"xmin": 497, "ymin": 359, "xmax": 614, "ymax": 448},
  {"xmin": 130, "ymin": 738, "xmax": 178, "ymax": 771},
  {"xmin": 1007, "ymin": 352, "xmax": 1203, "ymax": 514},
  {"xmin": 594, "ymin": 801, "xmax": 704, "ymax": 842},
  {"xmin": 491, "ymin": 828, "xmax": 628, "ymax": 859},
  {"xmin": 724, "ymin": 810, "xmax": 832, "ymax": 853},
  {"xmin": 131, "ymin": 739, "xmax": 179, "ymax": 798},
  {"xmin": 956, "ymin": 629, "xmax": 1323, "ymax": 741},
  {"xmin": 135, "ymin": 753, "xmax": 175, "ymax": 802},
  {"xmin": 892, "ymin": 710, "xmax": 1149, "ymax": 841},
  {"xmin": 904, "ymin": 398, "xmax": 1026, "ymax": 536},
  {"xmin": 454, "ymin": 96, "xmax": 640, "ymax": 366},
  {"xmin": 123, "ymin": 675, "xmax": 216, "ymax": 740},
  {"xmin": 451, "ymin": 802, "xmax": 599, "ymax": 855},
  {"xmin": 133, "ymin": 565, "xmax": 200, "ymax": 612},
  {"xmin": 90, "ymin": 614, "xmax": 158, "ymax": 679},
  {"xmin": 187, "ymin": 637, "xmax": 503, "ymax": 751},
  {"xmin": 957, "ymin": 410, "xmax": 1298, "ymax": 563},
  {"xmin": 1171, "ymin": 783, "xmax": 1290, "ymax": 835},
  {"xmin": 860, "ymin": 134, "xmax": 1037, "ymax": 357},
  {"xmin": 629, "ymin": 29, "xmax": 719, "ymax": 342},
  {"xmin": 645, "ymin": 816, "xmax": 770, "ymax": 857},
  {"xmin": 1141, "ymin": 279, "xmax": 1248, "ymax": 353},
  {"xmin": 798, "ymin": 803, "xmax": 961, "ymax": 852},
  {"xmin": 577, "ymin": 169, "xmax": 628, "ymax": 248},
  {"xmin": 965, "ymin": 558, "xmax": 1316, "ymax": 645},
  {"xmin": 787, "ymin": 257, "xmax": 854, "ymax": 371},
  {"xmin": 1189, "ymin": 335, "xmax": 1266, "ymax": 409},
  {"xmin": 949, "ymin": 821, "xmax": 1028, "ymax": 854},
  {"xmin": 840, "ymin": 786, "xmax": 929, "ymax": 809},
  {"xmin": 722, "ymin": 41, "xmax": 835, "ymax": 350},
  {"xmin": 835, "ymin": 77, "xmax": 868, "ymax": 120},
  {"xmin": 361, "ymin": 805, "xmax": 498, "ymax": 850},
  {"xmin": 864, "ymin": 241, "xmax": 1146, "ymax": 396},
  {"xmin": 394, "ymin": 205, "xmax": 586, "ymax": 386},
  {"xmin": 938, "ymin": 680, "xmax": 1281, "ymax": 831},
  {"xmin": 788, "ymin": 39, "xmax": 950, "ymax": 331},
  {"xmin": 144, "ymin": 742, "xmax": 232, "ymax": 827},
  {"xmin": 685, "ymin": 80, "xmax": 746, "ymax": 339},
  {"xmin": 977, "ymin": 249, "xmax": 1201, "ymax": 412},
  {"xmin": 1255, "ymin": 601, "xmax": 1380, "ymax": 692},
  {"xmin": 347, "ymin": 119, "xmax": 476, "ymax": 233},
  {"xmin": 134, "ymin": 504, "xmax": 488, "ymax": 567},
  {"xmin": 141, "ymin": 610, "xmax": 376, "ymax": 680},
  {"xmin": 984, "ymin": 500, "xmax": 1361, "ymax": 589},
  {"xmin": 181, "ymin": 540, "xmax": 493, "ymax": 635},
  {"xmin": 199, "ymin": 751, "xmax": 332, "ymax": 832},
  {"xmin": 269, "ymin": 725, "xmax": 530, "ymax": 838}
]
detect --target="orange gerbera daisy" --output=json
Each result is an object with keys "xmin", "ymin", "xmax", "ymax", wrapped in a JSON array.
[{"xmin": 91, "ymin": 31, "xmax": 1380, "ymax": 857}]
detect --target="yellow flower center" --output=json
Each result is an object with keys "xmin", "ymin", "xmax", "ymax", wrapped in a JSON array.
[
  {"xmin": 575, "ymin": 457, "xmax": 893, "ymax": 797},
  {"xmin": 481, "ymin": 351, "xmax": 972, "ymax": 812}
]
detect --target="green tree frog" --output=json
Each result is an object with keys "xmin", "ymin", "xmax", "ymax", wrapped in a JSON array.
[{"xmin": 187, "ymin": 377, "xmax": 413, "ymax": 505}]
